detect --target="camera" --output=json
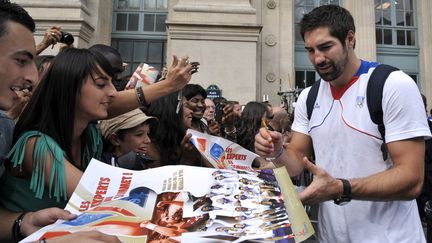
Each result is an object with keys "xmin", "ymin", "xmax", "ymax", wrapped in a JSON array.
[
  {"xmin": 117, "ymin": 151, "xmax": 155, "ymax": 170},
  {"xmin": 215, "ymin": 102, "xmax": 226, "ymax": 123},
  {"xmin": 59, "ymin": 31, "xmax": 74, "ymax": 45}
]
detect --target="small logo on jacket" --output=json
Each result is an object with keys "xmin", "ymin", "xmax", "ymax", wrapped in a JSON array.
[
  {"xmin": 314, "ymin": 102, "xmax": 320, "ymax": 109},
  {"xmin": 356, "ymin": 96, "xmax": 365, "ymax": 108}
]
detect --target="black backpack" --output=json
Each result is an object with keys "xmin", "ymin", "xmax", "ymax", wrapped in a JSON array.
[{"xmin": 305, "ymin": 64, "xmax": 399, "ymax": 161}]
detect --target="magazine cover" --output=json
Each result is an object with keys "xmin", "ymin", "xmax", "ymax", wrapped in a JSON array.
[
  {"xmin": 125, "ymin": 63, "xmax": 159, "ymax": 89},
  {"xmin": 188, "ymin": 129, "xmax": 259, "ymax": 171},
  {"xmin": 23, "ymin": 160, "xmax": 314, "ymax": 243}
]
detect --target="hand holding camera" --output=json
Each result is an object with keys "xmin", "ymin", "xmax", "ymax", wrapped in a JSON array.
[
  {"xmin": 59, "ymin": 31, "xmax": 74, "ymax": 45},
  {"xmin": 36, "ymin": 26, "xmax": 75, "ymax": 54},
  {"xmin": 189, "ymin": 61, "xmax": 200, "ymax": 74}
]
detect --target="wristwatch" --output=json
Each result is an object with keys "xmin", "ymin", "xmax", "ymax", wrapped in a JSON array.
[{"xmin": 334, "ymin": 178, "xmax": 352, "ymax": 205}]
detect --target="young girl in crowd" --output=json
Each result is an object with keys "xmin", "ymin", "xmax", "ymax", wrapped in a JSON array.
[
  {"xmin": 237, "ymin": 102, "xmax": 271, "ymax": 152},
  {"xmin": 0, "ymin": 48, "xmax": 193, "ymax": 212}
]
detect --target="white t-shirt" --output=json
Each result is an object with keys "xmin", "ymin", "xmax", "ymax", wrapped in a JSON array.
[{"xmin": 292, "ymin": 60, "xmax": 431, "ymax": 243}]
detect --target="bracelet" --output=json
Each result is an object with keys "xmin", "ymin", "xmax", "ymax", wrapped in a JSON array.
[
  {"xmin": 135, "ymin": 87, "xmax": 149, "ymax": 107},
  {"xmin": 12, "ymin": 212, "xmax": 28, "ymax": 243},
  {"xmin": 145, "ymin": 223, "xmax": 157, "ymax": 230},
  {"xmin": 224, "ymin": 126, "xmax": 236, "ymax": 134},
  {"xmin": 273, "ymin": 146, "xmax": 284, "ymax": 160}
]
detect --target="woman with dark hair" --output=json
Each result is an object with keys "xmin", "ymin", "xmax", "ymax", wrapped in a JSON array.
[
  {"xmin": 182, "ymin": 84, "xmax": 209, "ymax": 133},
  {"xmin": 0, "ymin": 48, "xmax": 193, "ymax": 212},
  {"xmin": 237, "ymin": 102, "xmax": 271, "ymax": 152},
  {"xmin": 145, "ymin": 92, "xmax": 205, "ymax": 167},
  {"xmin": 89, "ymin": 44, "xmax": 128, "ymax": 91}
]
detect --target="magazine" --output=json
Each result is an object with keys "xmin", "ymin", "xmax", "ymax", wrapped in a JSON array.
[
  {"xmin": 126, "ymin": 63, "xmax": 159, "ymax": 89},
  {"xmin": 188, "ymin": 129, "xmax": 259, "ymax": 171},
  {"xmin": 23, "ymin": 159, "xmax": 314, "ymax": 243}
]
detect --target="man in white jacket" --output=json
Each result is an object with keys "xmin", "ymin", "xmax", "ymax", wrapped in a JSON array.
[
  {"xmin": 255, "ymin": 4, "xmax": 430, "ymax": 243},
  {"xmin": 0, "ymin": 1, "xmax": 119, "ymax": 242}
]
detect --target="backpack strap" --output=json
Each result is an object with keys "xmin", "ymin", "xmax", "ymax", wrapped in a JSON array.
[
  {"xmin": 366, "ymin": 64, "xmax": 399, "ymax": 160},
  {"xmin": 306, "ymin": 79, "xmax": 321, "ymax": 120}
]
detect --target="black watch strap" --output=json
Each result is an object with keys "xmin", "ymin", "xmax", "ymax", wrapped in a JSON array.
[{"xmin": 334, "ymin": 178, "xmax": 352, "ymax": 205}]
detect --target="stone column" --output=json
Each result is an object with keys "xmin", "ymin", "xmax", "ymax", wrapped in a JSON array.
[
  {"xmin": 418, "ymin": 0, "xmax": 432, "ymax": 108},
  {"xmin": 344, "ymin": 0, "xmax": 377, "ymax": 61},
  {"xmin": 258, "ymin": 0, "xmax": 295, "ymax": 105},
  {"xmin": 167, "ymin": 0, "xmax": 262, "ymax": 104}
]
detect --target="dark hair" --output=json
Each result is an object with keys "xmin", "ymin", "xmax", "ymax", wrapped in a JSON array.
[
  {"xmin": 237, "ymin": 102, "xmax": 268, "ymax": 151},
  {"xmin": 421, "ymin": 94, "xmax": 427, "ymax": 111},
  {"xmin": 0, "ymin": 0, "xmax": 35, "ymax": 38},
  {"xmin": 270, "ymin": 108, "xmax": 292, "ymax": 133},
  {"xmin": 146, "ymin": 92, "xmax": 187, "ymax": 165},
  {"xmin": 14, "ymin": 48, "xmax": 114, "ymax": 168},
  {"xmin": 213, "ymin": 96, "xmax": 227, "ymax": 104},
  {"xmin": 183, "ymin": 84, "xmax": 207, "ymax": 100},
  {"xmin": 35, "ymin": 55, "xmax": 55, "ymax": 75},
  {"xmin": 299, "ymin": 4, "xmax": 355, "ymax": 47},
  {"xmin": 89, "ymin": 44, "xmax": 123, "ymax": 74}
]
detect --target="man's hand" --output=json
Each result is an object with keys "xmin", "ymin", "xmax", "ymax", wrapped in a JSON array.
[
  {"xmin": 36, "ymin": 26, "xmax": 62, "ymax": 55},
  {"xmin": 299, "ymin": 157, "xmax": 342, "ymax": 205},
  {"xmin": 254, "ymin": 127, "xmax": 284, "ymax": 159},
  {"xmin": 20, "ymin": 208, "xmax": 76, "ymax": 237},
  {"xmin": 47, "ymin": 231, "xmax": 120, "ymax": 243}
]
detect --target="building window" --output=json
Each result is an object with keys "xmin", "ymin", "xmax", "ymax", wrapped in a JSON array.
[
  {"xmin": 408, "ymin": 74, "xmax": 417, "ymax": 83},
  {"xmin": 113, "ymin": 0, "xmax": 168, "ymax": 34},
  {"xmin": 112, "ymin": 0, "xmax": 168, "ymax": 77},
  {"xmin": 295, "ymin": 70, "xmax": 317, "ymax": 89},
  {"xmin": 294, "ymin": 0, "xmax": 342, "ymax": 42},
  {"xmin": 111, "ymin": 39, "xmax": 167, "ymax": 75},
  {"xmin": 375, "ymin": 0, "xmax": 417, "ymax": 46}
]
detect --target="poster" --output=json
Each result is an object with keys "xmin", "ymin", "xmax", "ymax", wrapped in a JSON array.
[
  {"xmin": 23, "ymin": 160, "xmax": 314, "ymax": 243},
  {"xmin": 188, "ymin": 129, "xmax": 258, "ymax": 171}
]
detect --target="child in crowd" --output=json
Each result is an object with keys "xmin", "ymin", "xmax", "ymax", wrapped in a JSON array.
[{"xmin": 100, "ymin": 108, "xmax": 158, "ymax": 170}]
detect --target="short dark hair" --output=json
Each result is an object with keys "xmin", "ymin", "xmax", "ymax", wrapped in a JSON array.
[
  {"xmin": 183, "ymin": 84, "xmax": 207, "ymax": 100},
  {"xmin": 299, "ymin": 4, "xmax": 355, "ymax": 46},
  {"xmin": 35, "ymin": 55, "xmax": 55, "ymax": 74},
  {"xmin": 89, "ymin": 44, "xmax": 124, "ymax": 74},
  {"xmin": 0, "ymin": 0, "xmax": 35, "ymax": 38},
  {"xmin": 145, "ymin": 92, "xmax": 188, "ymax": 166},
  {"xmin": 237, "ymin": 101, "xmax": 268, "ymax": 152}
]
